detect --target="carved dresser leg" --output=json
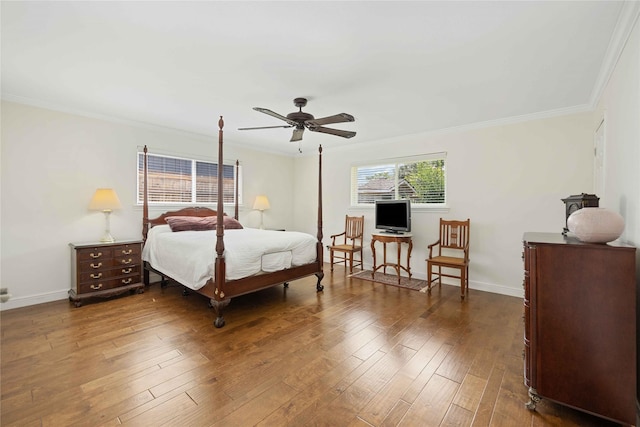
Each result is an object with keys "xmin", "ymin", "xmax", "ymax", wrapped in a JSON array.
[{"xmin": 525, "ymin": 387, "xmax": 541, "ymax": 410}]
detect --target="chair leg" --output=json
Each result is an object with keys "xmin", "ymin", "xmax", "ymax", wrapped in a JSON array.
[
  {"xmin": 349, "ymin": 252, "xmax": 353, "ymax": 274},
  {"xmin": 427, "ymin": 262, "xmax": 432, "ymax": 293},
  {"xmin": 330, "ymin": 249, "xmax": 334, "ymax": 272},
  {"xmin": 466, "ymin": 265, "xmax": 470, "ymax": 294},
  {"xmin": 460, "ymin": 267, "xmax": 467, "ymax": 300}
]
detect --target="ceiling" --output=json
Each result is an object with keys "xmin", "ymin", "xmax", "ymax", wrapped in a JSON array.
[{"xmin": 1, "ymin": 1, "xmax": 634, "ymax": 155}]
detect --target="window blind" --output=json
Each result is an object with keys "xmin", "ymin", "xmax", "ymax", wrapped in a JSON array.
[
  {"xmin": 351, "ymin": 153, "xmax": 446, "ymax": 206},
  {"xmin": 137, "ymin": 152, "xmax": 240, "ymax": 205}
]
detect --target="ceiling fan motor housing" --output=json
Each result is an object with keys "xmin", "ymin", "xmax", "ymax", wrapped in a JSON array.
[
  {"xmin": 287, "ymin": 111, "xmax": 314, "ymax": 122},
  {"xmin": 288, "ymin": 98, "xmax": 314, "ymax": 123}
]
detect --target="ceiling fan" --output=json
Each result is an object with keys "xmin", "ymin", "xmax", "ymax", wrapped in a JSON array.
[{"xmin": 238, "ymin": 97, "xmax": 356, "ymax": 142}]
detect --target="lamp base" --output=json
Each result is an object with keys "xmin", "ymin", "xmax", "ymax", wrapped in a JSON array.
[
  {"xmin": 259, "ymin": 210, "xmax": 265, "ymax": 229},
  {"xmin": 100, "ymin": 233, "xmax": 116, "ymax": 243},
  {"xmin": 100, "ymin": 210, "xmax": 115, "ymax": 242}
]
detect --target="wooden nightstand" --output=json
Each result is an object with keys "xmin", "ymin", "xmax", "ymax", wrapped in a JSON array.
[{"xmin": 69, "ymin": 239, "xmax": 144, "ymax": 307}]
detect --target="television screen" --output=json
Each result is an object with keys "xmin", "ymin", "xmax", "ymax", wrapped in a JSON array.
[{"xmin": 375, "ymin": 200, "xmax": 411, "ymax": 233}]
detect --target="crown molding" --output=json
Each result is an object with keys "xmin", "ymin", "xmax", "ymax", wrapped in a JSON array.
[
  {"xmin": 1, "ymin": 93, "xmax": 219, "ymax": 141},
  {"xmin": 1, "ymin": 94, "xmax": 305, "ymax": 157}
]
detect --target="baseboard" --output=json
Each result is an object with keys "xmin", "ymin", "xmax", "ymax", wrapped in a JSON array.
[
  {"xmin": 2, "ymin": 268, "xmax": 524, "ymax": 311},
  {"xmin": 0, "ymin": 289, "xmax": 69, "ymax": 311},
  {"xmin": 469, "ymin": 280, "xmax": 524, "ymax": 298},
  {"xmin": 360, "ymin": 262, "xmax": 524, "ymax": 298}
]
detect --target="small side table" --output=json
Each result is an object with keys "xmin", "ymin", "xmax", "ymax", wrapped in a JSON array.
[
  {"xmin": 371, "ymin": 233, "xmax": 413, "ymax": 283},
  {"xmin": 69, "ymin": 239, "xmax": 144, "ymax": 307}
]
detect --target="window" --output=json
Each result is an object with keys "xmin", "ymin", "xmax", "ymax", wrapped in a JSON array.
[
  {"xmin": 137, "ymin": 151, "xmax": 241, "ymax": 205},
  {"xmin": 351, "ymin": 153, "xmax": 446, "ymax": 206}
]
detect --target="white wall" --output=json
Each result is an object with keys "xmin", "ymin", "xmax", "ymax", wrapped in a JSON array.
[
  {"xmin": 591, "ymin": 13, "xmax": 640, "ymax": 402},
  {"xmin": 294, "ymin": 113, "xmax": 595, "ymax": 297},
  {"xmin": 595, "ymin": 15, "xmax": 639, "ymax": 251},
  {"xmin": 0, "ymin": 102, "xmax": 295, "ymax": 309}
]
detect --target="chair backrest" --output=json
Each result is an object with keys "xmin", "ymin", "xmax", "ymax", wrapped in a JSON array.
[
  {"xmin": 438, "ymin": 218, "xmax": 470, "ymax": 251},
  {"xmin": 345, "ymin": 215, "xmax": 365, "ymax": 240}
]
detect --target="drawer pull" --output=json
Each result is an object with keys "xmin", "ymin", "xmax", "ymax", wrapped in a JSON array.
[
  {"xmin": 122, "ymin": 249, "xmax": 133, "ymax": 255},
  {"xmin": 90, "ymin": 252, "xmax": 102, "ymax": 259},
  {"xmin": 122, "ymin": 278, "xmax": 132, "ymax": 285},
  {"xmin": 90, "ymin": 273, "xmax": 103, "ymax": 279},
  {"xmin": 121, "ymin": 258, "xmax": 132, "ymax": 265},
  {"xmin": 90, "ymin": 283, "xmax": 103, "ymax": 290},
  {"xmin": 122, "ymin": 268, "xmax": 133, "ymax": 274},
  {"xmin": 90, "ymin": 262, "xmax": 102, "ymax": 269}
]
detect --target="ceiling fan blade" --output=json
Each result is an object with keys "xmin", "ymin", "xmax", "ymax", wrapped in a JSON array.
[
  {"xmin": 253, "ymin": 107, "xmax": 298, "ymax": 126},
  {"xmin": 238, "ymin": 125, "xmax": 293, "ymax": 130},
  {"xmin": 306, "ymin": 113, "xmax": 355, "ymax": 126},
  {"xmin": 290, "ymin": 127, "xmax": 305, "ymax": 142},
  {"xmin": 308, "ymin": 126, "xmax": 356, "ymax": 139}
]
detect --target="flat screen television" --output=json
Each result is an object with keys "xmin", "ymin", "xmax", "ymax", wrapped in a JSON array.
[{"xmin": 375, "ymin": 199, "xmax": 411, "ymax": 234}]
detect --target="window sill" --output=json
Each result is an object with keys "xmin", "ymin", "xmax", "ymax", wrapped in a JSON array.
[
  {"xmin": 350, "ymin": 204, "xmax": 449, "ymax": 213},
  {"xmin": 133, "ymin": 203, "xmax": 243, "ymax": 211}
]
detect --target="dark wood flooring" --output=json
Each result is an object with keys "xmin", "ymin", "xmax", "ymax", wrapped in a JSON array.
[{"xmin": 0, "ymin": 265, "xmax": 625, "ymax": 426}]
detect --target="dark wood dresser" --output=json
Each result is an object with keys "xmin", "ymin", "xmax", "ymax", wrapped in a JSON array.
[
  {"xmin": 522, "ymin": 232, "xmax": 636, "ymax": 425},
  {"xmin": 69, "ymin": 239, "xmax": 144, "ymax": 307}
]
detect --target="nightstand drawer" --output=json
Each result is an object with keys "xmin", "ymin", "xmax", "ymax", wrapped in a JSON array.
[
  {"xmin": 79, "ymin": 259, "xmax": 116, "ymax": 272},
  {"xmin": 114, "ymin": 255, "xmax": 138, "ymax": 267},
  {"xmin": 78, "ymin": 265, "xmax": 141, "ymax": 283},
  {"xmin": 112, "ymin": 244, "xmax": 141, "ymax": 258},
  {"xmin": 78, "ymin": 275, "xmax": 141, "ymax": 294},
  {"xmin": 76, "ymin": 247, "xmax": 114, "ymax": 262},
  {"xmin": 78, "ymin": 257, "xmax": 141, "ymax": 271}
]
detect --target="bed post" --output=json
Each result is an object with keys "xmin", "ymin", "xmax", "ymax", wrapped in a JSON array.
[
  {"xmin": 234, "ymin": 159, "xmax": 239, "ymax": 220},
  {"xmin": 142, "ymin": 145, "xmax": 151, "ymax": 285},
  {"xmin": 142, "ymin": 145, "xmax": 149, "ymax": 242},
  {"xmin": 211, "ymin": 116, "xmax": 230, "ymax": 328},
  {"xmin": 316, "ymin": 144, "xmax": 325, "ymax": 291}
]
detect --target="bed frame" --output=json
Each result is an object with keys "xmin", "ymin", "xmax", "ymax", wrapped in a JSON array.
[{"xmin": 141, "ymin": 116, "xmax": 324, "ymax": 327}]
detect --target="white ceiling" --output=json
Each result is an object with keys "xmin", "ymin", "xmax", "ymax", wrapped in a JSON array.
[{"xmin": 1, "ymin": 1, "xmax": 635, "ymax": 155}]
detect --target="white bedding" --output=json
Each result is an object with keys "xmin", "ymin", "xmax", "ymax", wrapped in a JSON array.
[{"xmin": 142, "ymin": 225, "xmax": 317, "ymax": 290}]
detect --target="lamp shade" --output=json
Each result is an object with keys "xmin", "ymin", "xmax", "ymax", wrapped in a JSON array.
[
  {"xmin": 88, "ymin": 188, "xmax": 122, "ymax": 211},
  {"xmin": 253, "ymin": 195, "xmax": 270, "ymax": 211}
]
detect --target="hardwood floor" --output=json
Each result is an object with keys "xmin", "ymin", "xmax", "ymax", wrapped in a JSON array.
[{"xmin": 1, "ymin": 265, "xmax": 623, "ymax": 426}]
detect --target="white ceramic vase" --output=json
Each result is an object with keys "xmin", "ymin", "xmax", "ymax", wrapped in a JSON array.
[{"xmin": 567, "ymin": 207, "xmax": 625, "ymax": 243}]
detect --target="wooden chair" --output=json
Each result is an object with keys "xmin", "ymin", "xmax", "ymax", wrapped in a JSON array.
[
  {"xmin": 329, "ymin": 215, "xmax": 364, "ymax": 273},
  {"xmin": 426, "ymin": 218, "xmax": 470, "ymax": 299}
]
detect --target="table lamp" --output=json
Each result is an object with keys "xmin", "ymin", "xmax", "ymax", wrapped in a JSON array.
[
  {"xmin": 89, "ymin": 188, "xmax": 122, "ymax": 242},
  {"xmin": 253, "ymin": 195, "xmax": 270, "ymax": 229}
]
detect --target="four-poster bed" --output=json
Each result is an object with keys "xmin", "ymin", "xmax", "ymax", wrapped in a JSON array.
[{"xmin": 141, "ymin": 117, "xmax": 324, "ymax": 328}]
